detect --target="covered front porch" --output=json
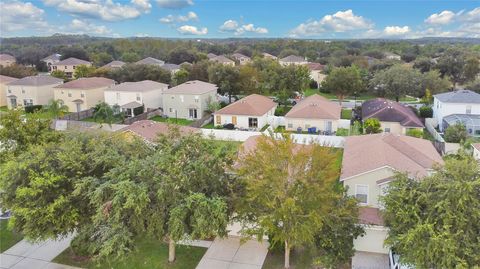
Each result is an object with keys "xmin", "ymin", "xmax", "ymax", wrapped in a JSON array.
[{"xmin": 121, "ymin": 101, "xmax": 144, "ymax": 118}]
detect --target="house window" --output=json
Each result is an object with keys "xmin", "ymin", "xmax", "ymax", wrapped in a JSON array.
[
  {"xmin": 180, "ymin": 95, "xmax": 184, "ymax": 102},
  {"xmin": 21, "ymin": 89, "xmax": 25, "ymax": 94},
  {"xmin": 61, "ymin": 90, "xmax": 64, "ymax": 94},
  {"xmin": 248, "ymin": 117, "xmax": 258, "ymax": 128},
  {"xmin": 169, "ymin": 108, "xmax": 173, "ymax": 113},
  {"xmin": 64, "ymin": 66, "xmax": 67, "ymax": 70},
  {"xmin": 216, "ymin": 115, "xmax": 221, "ymax": 124},
  {"xmin": 475, "ymin": 130, "xmax": 480, "ymax": 136},
  {"xmin": 7, "ymin": 89, "xmax": 11, "ymax": 93},
  {"xmin": 136, "ymin": 93, "xmax": 141, "ymax": 101},
  {"xmin": 73, "ymin": 66, "xmax": 76, "ymax": 70},
  {"xmin": 81, "ymin": 92, "xmax": 85, "ymax": 98},
  {"xmin": 287, "ymin": 123, "xmax": 293, "ymax": 128},
  {"xmin": 355, "ymin": 185, "xmax": 368, "ymax": 204},
  {"xmin": 68, "ymin": 92, "xmax": 72, "ymax": 97},
  {"xmin": 116, "ymin": 93, "xmax": 121, "ymax": 100},
  {"xmin": 466, "ymin": 105, "xmax": 472, "ymax": 114},
  {"xmin": 385, "ymin": 127, "xmax": 391, "ymax": 133},
  {"xmin": 23, "ymin": 99, "xmax": 33, "ymax": 106},
  {"xmin": 194, "ymin": 96, "xmax": 199, "ymax": 103}
]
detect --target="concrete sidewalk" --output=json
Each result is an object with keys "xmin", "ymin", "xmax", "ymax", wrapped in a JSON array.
[{"xmin": 0, "ymin": 235, "xmax": 80, "ymax": 269}]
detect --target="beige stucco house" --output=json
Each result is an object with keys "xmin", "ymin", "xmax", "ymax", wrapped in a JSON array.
[
  {"xmin": 362, "ymin": 98, "xmax": 424, "ymax": 135},
  {"xmin": 0, "ymin": 54, "xmax": 16, "ymax": 67},
  {"xmin": 51, "ymin": 57, "xmax": 92, "ymax": 79},
  {"xmin": 162, "ymin": 80, "xmax": 217, "ymax": 120},
  {"xmin": 41, "ymin": 53, "xmax": 61, "ymax": 72},
  {"xmin": 209, "ymin": 55, "xmax": 235, "ymax": 66},
  {"xmin": 54, "ymin": 77, "xmax": 115, "ymax": 112},
  {"xmin": 279, "ymin": 55, "xmax": 307, "ymax": 66},
  {"xmin": 214, "ymin": 94, "xmax": 277, "ymax": 130},
  {"xmin": 231, "ymin": 53, "xmax": 251, "ymax": 65},
  {"xmin": 6, "ymin": 75, "xmax": 63, "ymax": 109},
  {"xmin": 284, "ymin": 94, "xmax": 341, "ymax": 133},
  {"xmin": 341, "ymin": 134, "xmax": 443, "ymax": 268},
  {"xmin": 0, "ymin": 75, "xmax": 18, "ymax": 107}
]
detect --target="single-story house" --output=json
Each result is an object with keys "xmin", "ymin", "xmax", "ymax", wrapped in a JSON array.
[
  {"xmin": 162, "ymin": 80, "xmax": 218, "ymax": 120},
  {"xmin": 119, "ymin": 120, "xmax": 199, "ymax": 144},
  {"xmin": 51, "ymin": 57, "xmax": 92, "ymax": 78},
  {"xmin": 209, "ymin": 55, "xmax": 235, "ymax": 66},
  {"xmin": 41, "ymin": 53, "xmax": 61, "ymax": 72},
  {"xmin": 433, "ymin": 90, "xmax": 480, "ymax": 131},
  {"xmin": 0, "ymin": 54, "xmax": 16, "ymax": 67},
  {"xmin": 279, "ymin": 55, "xmax": 307, "ymax": 66},
  {"xmin": 214, "ymin": 94, "xmax": 277, "ymax": 130},
  {"xmin": 231, "ymin": 53, "xmax": 251, "ymax": 65},
  {"xmin": 362, "ymin": 98, "xmax": 424, "ymax": 135},
  {"xmin": 6, "ymin": 75, "xmax": 63, "ymax": 109},
  {"xmin": 102, "ymin": 60, "xmax": 126, "ymax": 69},
  {"xmin": 341, "ymin": 133, "xmax": 443, "ymax": 268},
  {"xmin": 104, "ymin": 80, "xmax": 168, "ymax": 117},
  {"xmin": 0, "ymin": 75, "xmax": 18, "ymax": 107},
  {"xmin": 54, "ymin": 77, "xmax": 115, "ymax": 112},
  {"xmin": 135, "ymin": 57, "xmax": 165, "ymax": 66},
  {"xmin": 284, "ymin": 94, "xmax": 341, "ymax": 133}
]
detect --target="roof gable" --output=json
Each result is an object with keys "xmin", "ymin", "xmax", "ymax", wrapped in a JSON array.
[
  {"xmin": 216, "ymin": 94, "xmax": 277, "ymax": 116},
  {"xmin": 434, "ymin": 90, "xmax": 480, "ymax": 104},
  {"xmin": 285, "ymin": 94, "xmax": 341, "ymax": 120},
  {"xmin": 55, "ymin": 77, "xmax": 115, "ymax": 89},
  {"xmin": 362, "ymin": 98, "xmax": 423, "ymax": 127}
]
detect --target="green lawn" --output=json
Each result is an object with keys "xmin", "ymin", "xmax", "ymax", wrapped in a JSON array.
[
  {"xmin": 341, "ymin": 109, "xmax": 352, "ymax": 120},
  {"xmin": 207, "ymin": 139, "xmax": 242, "ymax": 155},
  {"xmin": 262, "ymin": 248, "xmax": 318, "ymax": 269},
  {"xmin": 53, "ymin": 237, "xmax": 207, "ymax": 269},
  {"xmin": 0, "ymin": 106, "xmax": 8, "ymax": 112},
  {"xmin": 150, "ymin": 115, "xmax": 195, "ymax": 126},
  {"xmin": 202, "ymin": 122, "xmax": 215, "ymax": 129},
  {"xmin": 0, "ymin": 219, "xmax": 23, "ymax": 253}
]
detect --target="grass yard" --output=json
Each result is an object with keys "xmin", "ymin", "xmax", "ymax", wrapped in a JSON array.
[
  {"xmin": 262, "ymin": 247, "xmax": 318, "ymax": 269},
  {"xmin": 0, "ymin": 219, "xmax": 23, "ymax": 253},
  {"xmin": 341, "ymin": 109, "xmax": 352, "ymax": 120},
  {"xmin": 150, "ymin": 115, "xmax": 195, "ymax": 126},
  {"xmin": 0, "ymin": 106, "xmax": 8, "ymax": 112},
  {"xmin": 53, "ymin": 237, "xmax": 206, "ymax": 269},
  {"xmin": 207, "ymin": 139, "xmax": 242, "ymax": 155},
  {"xmin": 202, "ymin": 122, "xmax": 215, "ymax": 129}
]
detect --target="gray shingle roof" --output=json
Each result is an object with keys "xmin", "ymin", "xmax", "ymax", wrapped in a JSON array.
[
  {"xmin": 163, "ymin": 80, "xmax": 217, "ymax": 95},
  {"xmin": 105, "ymin": 80, "xmax": 168, "ymax": 92},
  {"xmin": 7, "ymin": 75, "xmax": 63, "ymax": 86},
  {"xmin": 434, "ymin": 90, "xmax": 480, "ymax": 104},
  {"xmin": 55, "ymin": 57, "xmax": 91, "ymax": 66},
  {"xmin": 280, "ymin": 55, "xmax": 305, "ymax": 63},
  {"xmin": 102, "ymin": 60, "xmax": 125, "ymax": 68},
  {"xmin": 362, "ymin": 98, "xmax": 424, "ymax": 128},
  {"xmin": 210, "ymin": 55, "xmax": 234, "ymax": 64},
  {"xmin": 41, "ymin": 53, "xmax": 61, "ymax": 62},
  {"xmin": 160, "ymin": 63, "xmax": 181, "ymax": 71},
  {"xmin": 135, "ymin": 57, "xmax": 165, "ymax": 66}
]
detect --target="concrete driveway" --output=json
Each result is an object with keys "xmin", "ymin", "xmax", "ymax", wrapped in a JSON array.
[{"xmin": 0, "ymin": 235, "xmax": 79, "ymax": 269}]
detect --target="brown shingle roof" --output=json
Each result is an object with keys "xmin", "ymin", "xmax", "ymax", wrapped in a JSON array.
[
  {"xmin": 0, "ymin": 54, "xmax": 15, "ymax": 61},
  {"xmin": 7, "ymin": 75, "xmax": 63, "ymax": 86},
  {"xmin": 0, "ymin": 75, "xmax": 18, "ymax": 84},
  {"xmin": 280, "ymin": 55, "xmax": 305, "ymax": 63},
  {"xmin": 55, "ymin": 57, "xmax": 91, "ymax": 66},
  {"xmin": 215, "ymin": 94, "xmax": 277, "ymax": 116},
  {"xmin": 120, "ymin": 120, "xmax": 199, "ymax": 142},
  {"xmin": 285, "ymin": 94, "xmax": 341, "ymax": 120},
  {"xmin": 362, "ymin": 98, "xmax": 424, "ymax": 128},
  {"xmin": 210, "ymin": 55, "xmax": 234, "ymax": 64},
  {"xmin": 102, "ymin": 60, "xmax": 125, "ymax": 69},
  {"xmin": 359, "ymin": 207, "xmax": 384, "ymax": 226},
  {"xmin": 163, "ymin": 80, "xmax": 217, "ymax": 95},
  {"xmin": 341, "ymin": 133, "xmax": 443, "ymax": 180},
  {"xmin": 105, "ymin": 80, "xmax": 167, "ymax": 92},
  {"xmin": 307, "ymin": 63, "xmax": 325, "ymax": 71},
  {"xmin": 55, "ymin": 77, "xmax": 115, "ymax": 90}
]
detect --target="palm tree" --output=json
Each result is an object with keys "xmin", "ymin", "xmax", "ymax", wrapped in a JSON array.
[
  {"xmin": 44, "ymin": 99, "xmax": 69, "ymax": 119},
  {"xmin": 93, "ymin": 102, "xmax": 118, "ymax": 126}
]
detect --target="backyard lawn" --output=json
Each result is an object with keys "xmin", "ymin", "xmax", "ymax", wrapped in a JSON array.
[
  {"xmin": 53, "ymin": 237, "xmax": 207, "ymax": 269},
  {"xmin": 262, "ymin": 246, "xmax": 349, "ymax": 269},
  {"xmin": 341, "ymin": 109, "xmax": 352, "ymax": 119},
  {"xmin": 0, "ymin": 219, "xmax": 23, "ymax": 252},
  {"xmin": 207, "ymin": 139, "xmax": 242, "ymax": 155},
  {"xmin": 150, "ymin": 115, "xmax": 195, "ymax": 126}
]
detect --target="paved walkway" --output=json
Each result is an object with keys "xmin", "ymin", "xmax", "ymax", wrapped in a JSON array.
[{"xmin": 0, "ymin": 235, "xmax": 79, "ymax": 269}]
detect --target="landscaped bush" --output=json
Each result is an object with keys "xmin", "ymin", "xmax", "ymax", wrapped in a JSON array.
[
  {"xmin": 24, "ymin": 105, "xmax": 43, "ymax": 113},
  {"xmin": 406, "ymin": 128, "xmax": 423, "ymax": 138},
  {"xmin": 364, "ymin": 118, "xmax": 382, "ymax": 134},
  {"xmin": 275, "ymin": 106, "xmax": 291, "ymax": 116},
  {"xmin": 419, "ymin": 106, "xmax": 433, "ymax": 118},
  {"xmin": 309, "ymin": 79, "xmax": 318, "ymax": 89},
  {"xmin": 336, "ymin": 128, "xmax": 349, "ymax": 136},
  {"xmin": 444, "ymin": 123, "xmax": 468, "ymax": 143}
]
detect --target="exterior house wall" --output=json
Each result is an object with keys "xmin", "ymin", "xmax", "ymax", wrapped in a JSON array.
[
  {"xmin": 309, "ymin": 71, "xmax": 326, "ymax": 87},
  {"xmin": 285, "ymin": 118, "xmax": 338, "ymax": 132},
  {"xmin": 473, "ymin": 146, "xmax": 480, "ymax": 160},
  {"xmin": 52, "ymin": 63, "xmax": 92, "ymax": 78},
  {"xmin": 215, "ymin": 106, "xmax": 276, "ymax": 129},
  {"xmin": 6, "ymin": 83, "xmax": 61, "ymax": 109},
  {"xmin": 354, "ymin": 226, "xmax": 389, "ymax": 254},
  {"xmin": 163, "ymin": 91, "xmax": 216, "ymax": 120},
  {"xmin": 54, "ymin": 86, "xmax": 107, "ymax": 112},
  {"xmin": 433, "ymin": 98, "xmax": 480, "ymax": 131},
  {"xmin": 104, "ymin": 89, "xmax": 164, "ymax": 110},
  {"xmin": 279, "ymin": 61, "xmax": 308, "ymax": 66},
  {"xmin": 0, "ymin": 82, "xmax": 9, "ymax": 106}
]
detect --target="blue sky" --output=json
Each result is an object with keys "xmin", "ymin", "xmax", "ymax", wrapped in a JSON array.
[{"xmin": 1, "ymin": 0, "xmax": 479, "ymax": 38}]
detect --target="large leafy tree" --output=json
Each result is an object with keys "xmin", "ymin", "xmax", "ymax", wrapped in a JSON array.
[
  {"xmin": 74, "ymin": 64, "xmax": 96, "ymax": 79},
  {"xmin": 208, "ymin": 63, "xmax": 240, "ymax": 103},
  {"xmin": 370, "ymin": 65, "xmax": 422, "ymax": 102},
  {"xmin": 43, "ymin": 99, "xmax": 69, "ymax": 119},
  {"xmin": 420, "ymin": 70, "xmax": 452, "ymax": 95},
  {"xmin": 93, "ymin": 102, "xmax": 122, "ymax": 126},
  {"xmin": 321, "ymin": 65, "xmax": 365, "ymax": 103},
  {"xmin": 235, "ymin": 134, "xmax": 360, "ymax": 269},
  {"xmin": 435, "ymin": 48, "xmax": 467, "ymax": 84},
  {"xmin": 381, "ymin": 154, "xmax": 480, "ymax": 268},
  {"xmin": 88, "ymin": 130, "xmax": 235, "ymax": 262},
  {"xmin": 464, "ymin": 57, "xmax": 480, "ymax": 83}
]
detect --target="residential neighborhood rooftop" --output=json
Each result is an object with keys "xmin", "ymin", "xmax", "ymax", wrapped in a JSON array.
[
  {"xmin": 279, "ymin": 55, "xmax": 305, "ymax": 62},
  {"xmin": 105, "ymin": 80, "xmax": 167, "ymax": 92},
  {"xmin": 120, "ymin": 120, "xmax": 199, "ymax": 143},
  {"xmin": 135, "ymin": 57, "xmax": 165, "ymax": 65},
  {"xmin": 0, "ymin": 75, "xmax": 18, "ymax": 84},
  {"xmin": 160, "ymin": 63, "xmax": 181, "ymax": 71},
  {"xmin": 232, "ymin": 53, "xmax": 250, "ymax": 59},
  {"xmin": 216, "ymin": 94, "xmax": 277, "ymax": 116},
  {"xmin": 210, "ymin": 55, "xmax": 234, "ymax": 64},
  {"xmin": 443, "ymin": 113, "xmax": 480, "ymax": 126},
  {"xmin": 434, "ymin": 90, "xmax": 480, "ymax": 103},
  {"xmin": 341, "ymin": 133, "xmax": 443, "ymax": 180},
  {"xmin": 7, "ymin": 75, "xmax": 63, "ymax": 86},
  {"xmin": 285, "ymin": 94, "xmax": 341, "ymax": 120},
  {"xmin": 359, "ymin": 207, "xmax": 384, "ymax": 226},
  {"xmin": 102, "ymin": 60, "xmax": 126, "ymax": 69},
  {"xmin": 207, "ymin": 53, "xmax": 217, "ymax": 59},
  {"xmin": 307, "ymin": 62, "xmax": 325, "ymax": 71},
  {"xmin": 55, "ymin": 57, "xmax": 91, "ymax": 66},
  {"xmin": 41, "ymin": 53, "xmax": 61, "ymax": 61},
  {"xmin": 0, "ymin": 54, "xmax": 15, "ymax": 61},
  {"xmin": 163, "ymin": 80, "xmax": 217, "ymax": 95},
  {"xmin": 54, "ymin": 77, "xmax": 115, "ymax": 89},
  {"xmin": 362, "ymin": 98, "xmax": 424, "ymax": 128}
]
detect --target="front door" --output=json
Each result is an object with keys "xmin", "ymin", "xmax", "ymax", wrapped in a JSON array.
[
  {"xmin": 232, "ymin": 116, "xmax": 237, "ymax": 125},
  {"xmin": 325, "ymin": 121, "xmax": 332, "ymax": 132},
  {"xmin": 10, "ymin": 98, "xmax": 17, "ymax": 108},
  {"xmin": 76, "ymin": 103, "xmax": 81, "ymax": 112},
  {"xmin": 189, "ymin": 108, "xmax": 198, "ymax": 119}
]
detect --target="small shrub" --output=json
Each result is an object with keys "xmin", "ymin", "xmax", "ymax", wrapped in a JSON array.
[
  {"xmin": 24, "ymin": 105, "xmax": 43, "ymax": 113},
  {"xmin": 444, "ymin": 123, "xmax": 467, "ymax": 143},
  {"xmin": 419, "ymin": 106, "xmax": 433, "ymax": 118},
  {"xmin": 406, "ymin": 128, "xmax": 423, "ymax": 138},
  {"xmin": 336, "ymin": 128, "xmax": 349, "ymax": 136},
  {"xmin": 364, "ymin": 118, "xmax": 382, "ymax": 134}
]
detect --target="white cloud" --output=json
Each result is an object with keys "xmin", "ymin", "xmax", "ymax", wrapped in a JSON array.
[
  {"xmin": 462, "ymin": 7, "xmax": 480, "ymax": 22},
  {"xmin": 290, "ymin": 9, "xmax": 373, "ymax": 37},
  {"xmin": 425, "ymin": 10, "xmax": 456, "ymax": 25},
  {"xmin": 69, "ymin": 19, "xmax": 112, "ymax": 35},
  {"xmin": 0, "ymin": 1, "xmax": 49, "ymax": 32},
  {"xmin": 156, "ymin": 0, "xmax": 193, "ymax": 9},
  {"xmin": 219, "ymin": 20, "xmax": 268, "ymax": 35},
  {"xmin": 383, "ymin": 26, "xmax": 410, "ymax": 36},
  {"xmin": 160, "ymin": 11, "xmax": 198, "ymax": 24},
  {"xmin": 42, "ymin": 0, "xmax": 150, "ymax": 21},
  {"xmin": 135, "ymin": 33, "xmax": 150, "ymax": 37},
  {"xmin": 177, "ymin": 25, "xmax": 207, "ymax": 35}
]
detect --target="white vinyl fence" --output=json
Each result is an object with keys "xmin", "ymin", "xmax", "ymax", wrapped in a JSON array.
[
  {"xmin": 425, "ymin": 118, "xmax": 444, "ymax": 142},
  {"xmin": 338, "ymin": 119, "xmax": 351, "ymax": 129},
  {"xmin": 267, "ymin": 116, "xmax": 285, "ymax": 129}
]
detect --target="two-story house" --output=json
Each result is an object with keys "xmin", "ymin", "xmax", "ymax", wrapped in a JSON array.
[
  {"xmin": 54, "ymin": 77, "xmax": 115, "ymax": 112},
  {"xmin": 102, "ymin": 60, "xmax": 126, "ymax": 70},
  {"xmin": 279, "ymin": 55, "xmax": 307, "ymax": 66},
  {"xmin": 51, "ymin": 57, "xmax": 92, "ymax": 78},
  {"xmin": 231, "ymin": 53, "xmax": 251, "ymax": 65},
  {"xmin": 104, "ymin": 80, "xmax": 168, "ymax": 117},
  {"xmin": 209, "ymin": 55, "xmax": 235, "ymax": 66},
  {"xmin": 135, "ymin": 57, "xmax": 165, "ymax": 66},
  {"xmin": 0, "ymin": 75, "xmax": 18, "ymax": 107},
  {"xmin": 41, "ymin": 53, "xmax": 61, "ymax": 72},
  {"xmin": 341, "ymin": 134, "xmax": 443, "ymax": 268},
  {"xmin": 6, "ymin": 75, "xmax": 63, "ymax": 109},
  {"xmin": 433, "ymin": 90, "xmax": 480, "ymax": 131},
  {"xmin": 162, "ymin": 80, "xmax": 217, "ymax": 120}
]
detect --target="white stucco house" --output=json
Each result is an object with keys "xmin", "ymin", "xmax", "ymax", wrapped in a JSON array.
[
  {"xmin": 214, "ymin": 94, "xmax": 277, "ymax": 130},
  {"xmin": 341, "ymin": 134, "xmax": 443, "ymax": 269},
  {"xmin": 104, "ymin": 80, "xmax": 168, "ymax": 117},
  {"xmin": 433, "ymin": 90, "xmax": 480, "ymax": 131},
  {"xmin": 6, "ymin": 75, "xmax": 64, "ymax": 109}
]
